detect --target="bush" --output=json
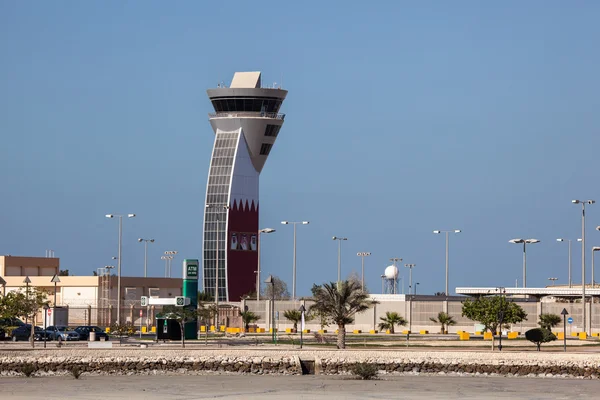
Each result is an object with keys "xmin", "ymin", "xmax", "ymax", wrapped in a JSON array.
[
  {"xmin": 351, "ymin": 362, "xmax": 378, "ymax": 380},
  {"xmin": 525, "ymin": 328, "xmax": 556, "ymax": 351},
  {"xmin": 70, "ymin": 366, "xmax": 82, "ymax": 379},
  {"xmin": 21, "ymin": 364, "xmax": 36, "ymax": 377}
]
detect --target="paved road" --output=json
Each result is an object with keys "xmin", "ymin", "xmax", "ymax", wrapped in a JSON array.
[{"xmin": 1, "ymin": 374, "xmax": 597, "ymax": 399}]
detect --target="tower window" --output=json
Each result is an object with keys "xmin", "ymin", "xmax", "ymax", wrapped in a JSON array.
[
  {"xmin": 260, "ymin": 143, "xmax": 273, "ymax": 155},
  {"xmin": 264, "ymin": 125, "xmax": 281, "ymax": 137}
]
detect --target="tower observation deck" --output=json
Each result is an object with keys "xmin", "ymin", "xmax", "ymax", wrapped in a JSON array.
[{"xmin": 203, "ymin": 71, "xmax": 288, "ymax": 301}]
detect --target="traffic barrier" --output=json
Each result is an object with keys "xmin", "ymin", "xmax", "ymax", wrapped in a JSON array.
[
  {"xmin": 507, "ymin": 332, "xmax": 518, "ymax": 339},
  {"xmin": 419, "ymin": 330, "xmax": 428, "ymax": 335},
  {"xmin": 459, "ymin": 332, "xmax": 470, "ymax": 341},
  {"xmin": 369, "ymin": 330, "xmax": 378, "ymax": 334},
  {"xmin": 579, "ymin": 332, "xmax": 587, "ymax": 340},
  {"xmin": 557, "ymin": 332, "xmax": 565, "ymax": 340},
  {"xmin": 483, "ymin": 332, "xmax": 493, "ymax": 340},
  {"xmin": 353, "ymin": 330, "xmax": 362, "ymax": 334},
  {"xmin": 402, "ymin": 330, "xmax": 411, "ymax": 334}
]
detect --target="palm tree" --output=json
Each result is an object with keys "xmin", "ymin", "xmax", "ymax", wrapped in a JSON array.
[
  {"xmin": 538, "ymin": 313, "xmax": 561, "ymax": 330},
  {"xmin": 239, "ymin": 310, "xmax": 260, "ymax": 331},
  {"xmin": 377, "ymin": 312, "xmax": 407, "ymax": 334},
  {"xmin": 283, "ymin": 310, "xmax": 302, "ymax": 331},
  {"xmin": 310, "ymin": 280, "xmax": 373, "ymax": 349},
  {"xmin": 429, "ymin": 311, "xmax": 456, "ymax": 334}
]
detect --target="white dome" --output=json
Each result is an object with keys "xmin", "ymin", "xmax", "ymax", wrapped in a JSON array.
[{"xmin": 384, "ymin": 265, "xmax": 398, "ymax": 279}]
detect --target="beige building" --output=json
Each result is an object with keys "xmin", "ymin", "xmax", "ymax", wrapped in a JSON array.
[{"xmin": 0, "ymin": 255, "xmax": 183, "ymax": 326}]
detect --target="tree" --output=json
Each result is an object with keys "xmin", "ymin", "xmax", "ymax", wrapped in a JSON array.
[
  {"xmin": 429, "ymin": 312, "xmax": 456, "ymax": 334},
  {"xmin": 378, "ymin": 311, "xmax": 407, "ymax": 334},
  {"xmin": 161, "ymin": 306, "xmax": 198, "ymax": 348},
  {"xmin": 109, "ymin": 322, "xmax": 135, "ymax": 345},
  {"xmin": 261, "ymin": 276, "xmax": 290, "ymax": 300},
  {"xmin": 0, "ymin": 288, "xmax": 48, "ymax": 348},
  {"xmin": 240, "ymin": 310, "xmax": 260, "ymax": 331},
  {"xmin": 310, "ymin": 280, "xmax": 373, "ymax": 349},
  {"xmin": 538, "ymin": 313, "xmax": 561, "ymax": 330},
  {"xmin": 197, "ymin": 291, "xmax": 214, "ymax": 302},
  {"xmin": 59, "ymin": 270, "xmax": 69, "ymax": 276},
  {"xmin": 525, "ymin": 328, "xmax": 556, "ymax": 351},
  {"xmin": 462, "ymin": 296, "xmax": 527, "ymax": 334},
  {"xmin": 283, "ymin": 310, "xmax": 302, "ymax": 331}
]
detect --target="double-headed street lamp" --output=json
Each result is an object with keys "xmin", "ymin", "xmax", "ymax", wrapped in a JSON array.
[
  {"xmin": 557, "ymin": 238, "xmax": 581, "ymax": 288},
  {"xmin": 404, "ymin": 264, "xmax": 416, "ymax": 294},
  {"xmin": 281, "ymin": 221, "xmax": 309, "ymax": 299},
  {"xmin": 161, "ymin": 255, "xmax": 173, "ymax": 277},
  {"xmin": 508, "ymin": 238, "xmax": 540, "ymax": 288},
  {"xmin": 433, "ymin": 230, "xmax": 461, "ymax": 298},
  {"xmin": 548, "ymin": 277, "xmax": 558, "ymax": 286},
  {"xmin": 332, "ymin": 236, "xmax": 348, "ymax": 283},
  {"xmin": 138, "ymin": 238, "xmax": 155, "ymax": 278},
  {"xmin": 257, "ymin": 228, "xmax": 276, "ymax": 301},
  {"xmin": 105, "ymin": 213, "xmax": 136, "ymax": 324},
  {"xmin": 573, "ymin": 199, "xmax": 595, "ymax": 335},
  {"xmin": 356, "ymin": 252, "xmax": 371, "ymax": 291},
  {"xmin": 164, "ymin": 250, "xmax": 178, "ymax": 277}
]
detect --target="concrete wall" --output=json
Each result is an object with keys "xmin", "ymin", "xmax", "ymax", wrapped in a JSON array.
[
  {"xmin": 242, "ymin": 297, "xmax": 598, "ymax": 333},
  {"xmin": 0, "ymin": 255, "xmax": 59, "ymax": 277}
]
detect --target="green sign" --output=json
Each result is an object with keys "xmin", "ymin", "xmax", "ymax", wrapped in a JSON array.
[{"xmin": 183, "ymin": 259, "xmax": 199, "ymax": 280}]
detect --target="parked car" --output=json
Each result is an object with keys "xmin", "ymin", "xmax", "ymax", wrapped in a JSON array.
[
  {"xmin": 0, "ymin": 317, "xmax": 25, "ymax": 327},
  {"xmin": 45, "ymin": 326, "xmax": 80, "ymax": 341},
  {"xmin": 10, "ymin": 325, "xmax": 48, "ymax": 341},
  {"xmin": 0, "ymin": 328, "xmax": 5, "ymax": 341},
  {"xmin": 74, "ymin": 326, "xmax": 109, "ymax": 341}
]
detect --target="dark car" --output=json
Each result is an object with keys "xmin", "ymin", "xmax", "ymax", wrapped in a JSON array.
[
  {"xmin": 74, "ymin": 326, "xmax": 109, "ymax": 341},
  {"xmin": 0, "ymin": 318, "xmax": 25, "ymax": 327},
  {"xmin": 45, "ymin": 326, "xmax": 80, "ymax": 341},
  {"xmin": 0, "ymin": 328, "xmax": 5, "ymax": 341},
  {"xmin": 10, "ymin": 325, "xmax": 48, "ymax": 341}
]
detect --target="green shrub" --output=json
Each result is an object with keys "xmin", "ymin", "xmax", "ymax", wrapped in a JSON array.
[
  {"xmin": 70, "ymin": 366, "xmax": 82, "ymax": 379},
  {"xmin": 525, "ymin": 328, "xmax": 556, "ymax": 351},
  {"xmin": 351, "ymin": 362, "xmax": 378, "ymax": 380},
  {"xmin": 21, "ymin": 364, "xmax": 36, "ymax": 377}
]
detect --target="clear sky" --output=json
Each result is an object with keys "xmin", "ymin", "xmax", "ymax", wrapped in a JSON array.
[{"xmin": 1, "ymin": 1, "xmax": 600, "ymax": 296}]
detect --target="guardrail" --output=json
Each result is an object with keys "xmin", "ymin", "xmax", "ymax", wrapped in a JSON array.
[{"xmin": 208, "ymin": 112, "xmax": 285, "ymax": 120}]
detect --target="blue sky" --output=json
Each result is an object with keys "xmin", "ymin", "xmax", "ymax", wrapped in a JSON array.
[{"xmin": 1, "ymin": 1, "xmax": 600, "ymax": 296}]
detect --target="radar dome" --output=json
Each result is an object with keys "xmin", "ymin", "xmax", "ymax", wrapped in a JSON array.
[{"xmin": 384, "ymin": 265, "xmax": 398, "ymax": 279}]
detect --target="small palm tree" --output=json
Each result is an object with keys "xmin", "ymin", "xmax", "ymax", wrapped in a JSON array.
[
  {"xmin": 377, "ymin": 312, "xmax": 407, "ymax": 334},
  {"xmin": 429, "ymin": 312, "xmax": 456, "ymax": 334},
  {"xmin": 240, "ymin": 311, "xmax": 260, "ymax": 331},
  {"xmin": 538, "ymin": 313, "xmax": 561, "ymax": 330},
  {"xmin": 310, "ymin": 280, "xmax": 373, "ymax": 349},
  {"xmin": 283, "ymin": 310, "xmax": 302, "ymax": 331}
]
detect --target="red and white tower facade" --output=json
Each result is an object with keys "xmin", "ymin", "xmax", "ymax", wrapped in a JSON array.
[{"xmin": 203, "ymin": 72, "xmax": 287, "ymax": 301}]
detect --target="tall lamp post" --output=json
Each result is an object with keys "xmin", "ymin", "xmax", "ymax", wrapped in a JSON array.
[
  {"xmin": 164, "ymin": 250, "xmax": 178, "ymax": 277},
  {"xmin": 161, "ymin": 255, "xmax": 173, "ymax": 277},
  {"xmin": 508, "ymin": 238, "xmax": 540, "ymax": 288},
  {"xmin": 23, "ymin": 276, "xmax": 31, "ymax": 325},
  {"xmin": 548, "ymin": 277, "xmax": 558, "ymax": 286},
  {"xmin": 299, "ymin": 304, "xmax": 306, "ymax": 349},
  {"xmin": 433, "ymin": 230, "xmax": 461, "ymax": 298},
  {"xmin": 265, "ymin": 275, "xmax": 275, "ymax": 343},
  {"xmin": 138, "ymin": 238, "xmax": 155, "ymax": 278},
  {"xmin": 572, "ymin": 199, "xmax": 595, "ymax": 335},
  {"xmin": 281, "ymin": 221, "xmax": 309, "ymax": 300},
  {"xmin": 404, "ymin": 264, "xmax": 416, "ymax": 294},
  {"xmin": 415, "ymin": 282, "xmax": 420, "ymax": 295},
  {"xmin": 592, "ymin": 247, "xmax": 600, "ymax": 289},
  {"xmin": 105, "ymin": 213, "xmax": 136, "ymax": 324},
  {"xmin": 257, "ymin": 228, "xmax": 276, "ymax": 301},
  {"xmin": 557, "ymin": 238, "xmax": 578, "ymax": 288},
  {"xmin": 356, "ymin": 252, "xmax": 371, "ymax": 291},
  {"xmin": 332, "ymin": 236, "xmax": 348, "ymax": 283}
]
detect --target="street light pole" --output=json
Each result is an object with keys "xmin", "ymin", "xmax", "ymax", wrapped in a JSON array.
[
  {"xmin": 265, "ymin": 275, "xmax": 275, "ymax": 343},
  {"xmin": 281, "ymin": 221, "xmax": 309, "ymax": 300},
  {"xmin": 415, "ymin": 282, "xmax": 420, "ymax": 295},
  {"xmin": 508, "ymin": 238, "xmax": 541, "ymax": 288},
  {"xmin": 404, "ymin": 264, "xmax": 416, "ymax": 294},
  {"xmin": 573, "ymin": 199, "xmax": 595, "ymax": 335},
  {"xmin": 138, "ymin": 238, "xmax": 155, "ymax": 278},
  {"xmin": 592, "ymin": 247, "xmax": 600, "ymax": 289},
  {"xmin": 433, "ymin": 230, "xmax": 461, "ymax": 297},
  {"xmin": 332, "ymin": 236, "xmax": 348, "ymax": 283},
  {"xmin": 548, "ymin": 277, "xmax": 558, "ymax": 286},
  {"xmin": 557, "ymin": 239, "xmax": 574, "ymax": 288},
  {"xmin": 356, "ymin": 252, "xmax": 371, "ymax": 291},
  {"xmin": 106, "ymin": 213, "xmax": 136, "ymax": 324},
  {"xmin": 389, "ymin": 258, "xmax": 402, "ymax": 294},
  {"xmin": 257, "ymin": 228, "xmax": 276, "ymax": 301}
]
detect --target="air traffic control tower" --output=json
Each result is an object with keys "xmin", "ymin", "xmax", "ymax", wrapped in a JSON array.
[{"xmin": 203, "ymin": 72, "xmax": 287, "ymax": 301}]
